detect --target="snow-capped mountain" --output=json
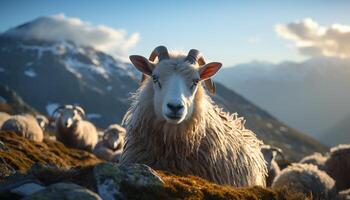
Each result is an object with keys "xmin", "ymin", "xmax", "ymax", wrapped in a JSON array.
[
  {"xmin": 216, "ymin": 57, "xmax": 350, "ymax": 145},
  {"xmin": 0, "ymin": 35, "xmax": 138, "ymax": 127}
]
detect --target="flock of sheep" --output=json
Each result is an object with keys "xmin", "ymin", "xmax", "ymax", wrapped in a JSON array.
[
  {"xmin": 263, "ymin": 144, "xmax": 350, "ymax": 199},
  {"xmin": 0, "ymin": 105, "xmax": 125, "ymax": 163},
  {"xmin": 0, "ymin": 46, "xmax": 349, "ymax": 199}
]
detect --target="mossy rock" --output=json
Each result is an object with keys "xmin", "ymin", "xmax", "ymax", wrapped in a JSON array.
[
  {"xmin": 26, "ymin": 182, "xmax": 101, "ymax": 200},
  {"xmin": 94, "ymin": 163, "xmax": 164, "ymax": 199}
]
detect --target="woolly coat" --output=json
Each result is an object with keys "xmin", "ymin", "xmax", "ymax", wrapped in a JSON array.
[
  {"xmin": 325, "ymin": 144, "xmax": 350, "ymax": 191},
  {"xmin": 121, "ymin": 81, "xmax": 267, "ymax": 187},
  {"xmin": 56, "ymin": 120, "xmax": 98, "ymax": 152},
  {"xmin": 1, "ymin": 114, "xmax": 43, "ymax": 142},
  {"xmin": 272, "ymin": 163, "xmax": 336, "ymax": 200},
  {"xmin": 299, "ymin": 152, "xmax": 327, "ymax": 171}
]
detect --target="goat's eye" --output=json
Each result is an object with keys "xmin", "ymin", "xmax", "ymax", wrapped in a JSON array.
[
  {"xmin": 190, "ymin": 79, "xmax": 199, "ymax": 90},
  {"xmin": 152, "ymin": 75, "xmax": 162, "ymax": 89}
]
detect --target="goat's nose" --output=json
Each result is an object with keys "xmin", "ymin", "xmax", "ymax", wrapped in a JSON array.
[{"xmin": 167, "ymin": 103, "xmax": 184, "ymax": 113}]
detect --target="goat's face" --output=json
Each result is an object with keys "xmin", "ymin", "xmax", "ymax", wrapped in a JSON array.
[
  {"xmin": 103, "ymin": 131, "xmax": 123, "ymax": 150},
  {"xmin": 59, "ymin": 109, "xmax": 82, "ymax": 128},
  {"xmin": 130, "ymin": 53, "xmax": 221, "ymax": 124}
]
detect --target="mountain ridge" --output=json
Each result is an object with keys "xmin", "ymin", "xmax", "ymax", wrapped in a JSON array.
[{"xmin": 217, "ymin": 57, "xmax": 350, "ymax": 145}]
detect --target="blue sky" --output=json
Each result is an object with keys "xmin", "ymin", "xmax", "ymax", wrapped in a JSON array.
[{"xmin": 1, "ymin": 0, "xmax": 349, "ymax": 66}]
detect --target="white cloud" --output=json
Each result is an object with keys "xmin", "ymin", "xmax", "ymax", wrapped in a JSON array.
[
  {"xmin": 275, "ymin": 18, "xmax": 350, "ymax": 58},
  {"xmin": 4, "ymin": 14, "xmax": 139, "ymax": 59}
]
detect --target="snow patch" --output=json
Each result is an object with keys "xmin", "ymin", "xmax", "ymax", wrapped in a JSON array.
[
  {"xmin": 63, "ymin": 57, "xmax": 109, "ymax": 79},
  {"xmin": 46, "ymin": 103, "xmax": 60, "ymax": 115},
  {"xmin": 20, "ymin": 41, "xmax": 78, "ymax": 59},
  {"xmin": 24, "ymin": 68, "xmax": 37, "ymax": 78},
  {"xmin": 91, "ymin": 58, "xmax": 100, "ymax": 66}
]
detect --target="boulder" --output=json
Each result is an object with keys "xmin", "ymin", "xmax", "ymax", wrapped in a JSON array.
[
  {"xmin": 93, "ymin": 162, "xmax": 163, "ymax": 200},
  {"xmin": 26, "ymin": 182, "xmax": 101, "ymax": 200}
]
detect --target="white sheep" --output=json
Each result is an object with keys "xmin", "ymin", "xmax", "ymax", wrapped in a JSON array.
[
  {"xmin": 299, "ymin": 152, "xmax": 327, "ymax": 171},
  {"xmin": 53, "ymin": 105, "xmax": 98, "ymax": 152},
  {"xmin": 1, "ymin": 114, "xmax": 44, "ymax": 142},
  {"xmin": 324, "ymin": 144, "xmax": 350, "ymax": 191},
  {"xmin": 121, "ymin": 46, "xmax": 267, "ymax": 187},
  {"xmin": 272, "ymin": 163, "xmax": 337, "ymax": 199},
  {"xmin": 0, "ymin": 112, "xmax": 11, "ymax": 128},
  {"xmin": 261, "ymin": 145, "xmax": 284, "ymax": 186},
  {"xmin": 93, "ymin": 124, "xmax": 125, "ymax": 162}
]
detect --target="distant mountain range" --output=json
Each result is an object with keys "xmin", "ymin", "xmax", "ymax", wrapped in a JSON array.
[
  {"xmin": 0, "ymin": 36, "xmax": 138, "ymax": 127},
  {"xmin": 320, "ymin": 113, "xmax": 350, "ymax": 146},
  {"xmin": 0, "ymin": 20, "xmax": 328, "ymax": 161},
  {"xmin": 216, "ymin": 58, "xmax": 350, "ymax": 146}
]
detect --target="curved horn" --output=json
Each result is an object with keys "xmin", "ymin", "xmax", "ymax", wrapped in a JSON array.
[
  {"xmin": 51, "ymin": 105, "xmax": 66, "ymax": 118},
  {"xmin": 140, "ymin": 46, "xmax": 170, "ymax": 83},
  {"xmin": 149, "ymin": 46, "xmax": 169, "ymax": 62},
  {"xmin": 185, "ymin": 49, "xmax": 202, "ymax": 64},
  {"xmin": 73, "ymin": 105, "xmax": 85, "ymax": 118},
  {"xmin": 186, "ymin": 49, "xmax": 216, "ymax": 95}
]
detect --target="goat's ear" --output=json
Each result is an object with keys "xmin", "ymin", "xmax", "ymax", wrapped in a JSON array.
[
  {"xmin": 199, "ymin": 62, "xmax": 222, "ymax": 80},
  {"xmin": 129, "ymin": 55, "xmax": 155, "ymax": 76}
]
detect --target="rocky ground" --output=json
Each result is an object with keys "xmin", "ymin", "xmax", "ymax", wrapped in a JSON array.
[{"xmin": 0, "ymin": 131, "xmax": 308, "ymax": 200}]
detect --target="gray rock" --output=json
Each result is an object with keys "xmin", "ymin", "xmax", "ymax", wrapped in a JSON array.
[
  {"xmin": 94, "ymin": 163, "xmax": 164, "ymax": 200},
  {"xmin": 10, "ymin": 182, "xmax": 45, "ymax": 196},
  {"xmin": 120, "ymin": 164, "xmax": 164, "ymax": 188},
  {"xmin": 25, "ymin": 182, "xmax": 102, "ymax": 200}
]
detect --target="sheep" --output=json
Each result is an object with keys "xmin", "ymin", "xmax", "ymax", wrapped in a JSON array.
[
  {"xmin": 121, "ymin": 46, "xmax": 267, "ymax": 187},
  {"xmin": 261, "ymin": 145, "xmax": 284, "ymax": 186},
  {"xmin": 0, "ymin": 112, "xmax": 10, "ymax": 127},
  {"xmin": 93, "ymin": 124, "xmax": 125, "ymax": 162},
  {"xmin": 299, "ymin": 152, "xmax": 327, "ymax": 171},
  {"xmin": 325, "ymin": 144, "xmax": 350, "ymax": 191},
  {"xmin": 53, "ymin": 105, "xmax": 98, "ymax": 152},
  {"xmin": 272, "ymin": 163, "xmax": 337, "ymax": 199},
  {"xmin": 1, "ymin": 114, "xmax": 44, "ymax": 142}
]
